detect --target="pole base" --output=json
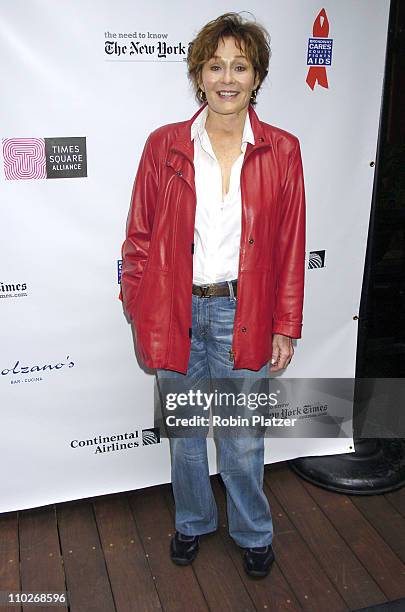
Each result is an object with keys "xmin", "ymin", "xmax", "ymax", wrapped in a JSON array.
[{"xmin": 288, "ymin": 439, "xmax": 405, "ymax": 494}]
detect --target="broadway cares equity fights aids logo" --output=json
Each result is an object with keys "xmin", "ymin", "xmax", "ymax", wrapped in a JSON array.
[
  {"xmin": 306, "ymin": 8, "xmax": 333, "ymax": 90},
  {"xmin": 2, "ymin": 137, "xmax": 87, "ymax": 180}
]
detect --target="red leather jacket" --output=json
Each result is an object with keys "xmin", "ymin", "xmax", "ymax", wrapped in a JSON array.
[{"xmin": 120, "ymin": 103, "xmax": 306, "ymax": 374}]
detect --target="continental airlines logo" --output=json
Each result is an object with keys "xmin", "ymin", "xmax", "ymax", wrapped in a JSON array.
[
  {"xmin": 71, "ymin": 427, "xmax": 161, "ymax": 454},
  {"xmin": 142, "ymin": 427, "xmax": 160, "ymax": 445},
  {"xmin": 2, "ymin": 137, "xmax": 87, "ymax": 180},
  {"xmin": 306, "ymin": 8, "xmax": 333, "ymax": 90},
  {"xmin": 308, "ymin": 250, "xmax": 326, "ymax": 268},
  {"xmin": 117, "ymin": 259, "xmax": 122, "ymax": 284}
]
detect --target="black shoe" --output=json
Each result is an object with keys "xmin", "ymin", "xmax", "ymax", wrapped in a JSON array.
[
  {"xmin": 170, "ymin": 531, "xmax": 200, "ymax": 565},
  {"xmin": 243, "ymin": 544, "xmax": 275, "ymax": 578}
]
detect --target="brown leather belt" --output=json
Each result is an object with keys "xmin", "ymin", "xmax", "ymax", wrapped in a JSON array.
[{"xmin": 192, "ymin": 280, "xmax": 237, "ymax": 298}]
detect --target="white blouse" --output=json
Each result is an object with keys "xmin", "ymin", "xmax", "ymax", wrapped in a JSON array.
[{"xmin": 190, "ymin": 105, "xmax": 255, "ymax": 285}]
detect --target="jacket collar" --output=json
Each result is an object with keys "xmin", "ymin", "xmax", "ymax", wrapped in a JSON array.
[
  {"xmin": 190, "ymin": 104, "xmax": 255, "ymax": 147},
  {"xmin": 170, "ymin": 103, "xmax": 271, "ymax": 163}
]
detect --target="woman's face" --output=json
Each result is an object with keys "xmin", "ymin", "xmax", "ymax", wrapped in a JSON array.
[{"xmin": 199, "ymin": 36, "xmax": 259, "ymax": 117}]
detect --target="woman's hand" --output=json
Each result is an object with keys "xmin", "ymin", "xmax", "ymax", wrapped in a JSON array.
[{"xmin": 270, "ymin": 334, "xmax": 294, "ymax": 372}]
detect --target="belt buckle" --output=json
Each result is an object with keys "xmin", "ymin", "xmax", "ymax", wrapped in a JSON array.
[{"xmin": 200, "ymin": 285, "xmax": 211, "ymax": 298}]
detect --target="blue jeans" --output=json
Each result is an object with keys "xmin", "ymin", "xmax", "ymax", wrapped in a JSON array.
[{"xmin": 156, "ymin": 282, "xmax": 273, "ymax": 548}]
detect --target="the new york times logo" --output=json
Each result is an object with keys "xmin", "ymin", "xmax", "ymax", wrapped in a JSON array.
[
  {"xmin": 105, "ymin": 30, "xmax": 188, "ymax": 61},
  {"xmin": 0, "ymin": 281, "xmax": 28, "ymax": 299}
]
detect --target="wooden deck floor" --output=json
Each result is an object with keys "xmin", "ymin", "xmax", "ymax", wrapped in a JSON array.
[{"xmin": 1, "ymin": 461, "xmax": 405, "ymax": 612}]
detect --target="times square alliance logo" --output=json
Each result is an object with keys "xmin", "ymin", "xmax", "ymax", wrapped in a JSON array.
[{"xmin": 2, "ymin": 137, "xmax": 87, "ymax": 180}]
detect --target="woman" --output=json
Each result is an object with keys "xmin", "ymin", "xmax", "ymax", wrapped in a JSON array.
[{"xmin": 120, "ymin": 12, "xmax": 306, "ymax": 579}]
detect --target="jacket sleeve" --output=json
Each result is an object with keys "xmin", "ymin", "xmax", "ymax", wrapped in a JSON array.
[
  {"xmin": 119, "ymin": 134, "xmax": 158, "ymax": 321},
  {"xmin": 272, "ymin": 138, "xmax": 306, "ymax": 339}
]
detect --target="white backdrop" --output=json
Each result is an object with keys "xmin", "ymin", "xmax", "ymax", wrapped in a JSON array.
[{"xmin": 0, "ymin": 0, "xmax": 390, "ymax": 512}]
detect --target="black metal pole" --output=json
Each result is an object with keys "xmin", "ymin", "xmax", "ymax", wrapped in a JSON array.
[{"xmin": 289, "ymin": 0, "xmax": 405, "ymax": 494}]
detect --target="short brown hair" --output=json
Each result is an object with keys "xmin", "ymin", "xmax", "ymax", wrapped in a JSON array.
[{"xmin": 187, "ymin": 12, "xmax": 271, "ymax": 106}]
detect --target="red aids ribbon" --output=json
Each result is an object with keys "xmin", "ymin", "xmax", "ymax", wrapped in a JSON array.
[{"xmin": 306, "ymin": 8, "xmax": 329, "ymax": 90}]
